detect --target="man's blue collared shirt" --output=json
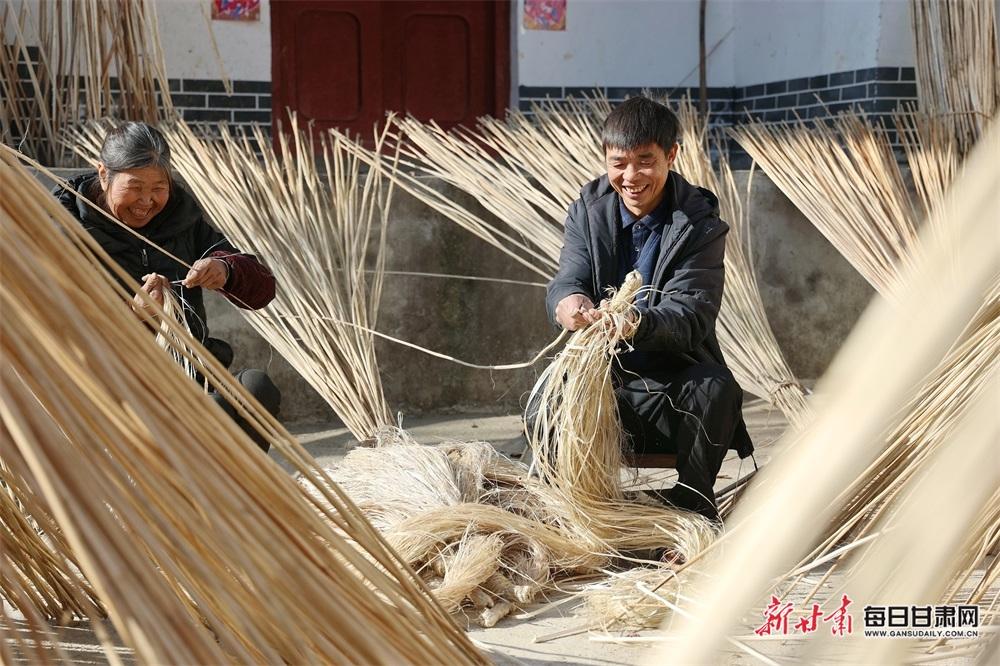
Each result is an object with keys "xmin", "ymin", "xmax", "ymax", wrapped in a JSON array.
[
  {"xmin": 616, "ymin": 192, "xmax": 673, "ymax": 372},
  {"xmin": 617, "ymin": 193, "xmax": 672, "ymax": 299}
]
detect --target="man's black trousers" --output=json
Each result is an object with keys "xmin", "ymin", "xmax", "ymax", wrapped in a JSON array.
[
  {"xmin": 525, "ymin": 359, "xmax": 741, "ymax": 521},
  {"xmin": 616, "ymin": 360, "xmax": 742, "ymax": 520}
]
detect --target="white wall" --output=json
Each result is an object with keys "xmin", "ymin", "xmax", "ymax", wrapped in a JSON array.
[
  {"xmin": 732, "ymin": 0, "xmax": 881, "ymax": 83},
  {"xmin": 516, "ymin": 0, "xmax": 737, "ymax": 88},
  {"xmin": 516, "ymin": 0, "xmax": 916, "ymax": 89},
  {"xmin": 5, "ymin": 0, "xmax": 917, "ymax": 88},
  {"xmin": 187, "ymin": 0, "xmax": 911, "ymax": 88},
  {"xmin": 1, "ymin": 0, "xmax": 272, "ymax": 82},
  {"xmin": 156, "ymin": 0, "xmax": 272, "ymax": 81},
  {"xmin": 876, "ymin": 0, "xmax": 917, "ymax": 66}
]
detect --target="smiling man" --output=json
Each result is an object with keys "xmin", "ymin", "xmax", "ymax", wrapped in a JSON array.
[{"xmin": 546, "ymin": 96, "xmax": 754, "ymax": 523}]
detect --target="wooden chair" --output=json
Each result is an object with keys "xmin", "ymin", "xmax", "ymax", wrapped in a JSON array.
[
  {"xmin": 625, "ymin": 452, "xmax": 677, "ymax": 469},
  {"xmin": 522, "ymin": 444, "xmax": 677, "ymax": 475}
]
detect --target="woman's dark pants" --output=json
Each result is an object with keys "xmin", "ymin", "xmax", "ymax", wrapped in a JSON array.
[{"xmin": 203, "ymin": 338, "xmax": 281, "ymax": 453}]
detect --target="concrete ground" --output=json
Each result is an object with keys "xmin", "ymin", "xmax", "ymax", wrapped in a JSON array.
[
  {"xmin": 5, "ymin": 398, "xmax": 991, "ymax": 664},
  {"xmin": 278, "ymin": 397, "xmax": 794, "ymax": 666}
]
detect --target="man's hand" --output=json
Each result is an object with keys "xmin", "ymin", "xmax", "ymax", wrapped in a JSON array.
[
  {"xmin": 593, "ymin": 300, "xmax": 640, "ymax": 340},
  {"xmin": 555, "ymin": 293, "xmax": 596, "ymax": 331},
  {"xmin": 183, "ymin": 258, "xmax": 229, "ymax": 290}
]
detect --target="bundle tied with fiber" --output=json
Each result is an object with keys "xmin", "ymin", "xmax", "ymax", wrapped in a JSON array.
[
  {"xmin": 910, "ymin": 0, "xmax": 999, "ymax": 156},
  {"xmin": 0, "ymin": 146, "xmax": 484, "ymax": 664}
]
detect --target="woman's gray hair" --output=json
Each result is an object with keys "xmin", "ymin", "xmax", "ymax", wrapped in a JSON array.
[{"xmin": 99, "ymin": 122, "xmax": 172, "ymax": 182}]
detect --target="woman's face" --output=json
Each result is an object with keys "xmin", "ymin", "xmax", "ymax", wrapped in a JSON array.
[{"xmin": 98, "ymin": 163, "xmax": 170, "ymax": 228}]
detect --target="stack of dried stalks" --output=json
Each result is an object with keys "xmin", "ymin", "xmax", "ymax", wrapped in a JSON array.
[
  {"xmin": 0, "ymin": 0, "xmax": 173, "ymax": 166},
  {"xmin": 347, "ymin": 97, "xmax": 810, "ymax": 426},
  {"xmin": 911, "ymin": 0, "xmax": 999, "ymax": 155},
  {"xmin": 169, "ymin": 119, "xmax": 395, "ymax": 440},
  {"xmin": 1, "ymin": 434, "xmax": 110, "ymax": 665},
  {"xmin": 0, "ymin": 457, "xmax": 103, "ymax": 623},
  {"xmin": 732, "ymin": 114, "xmax": 922, "ymax": 300},
  {"xmin": 370, "ymin": 97, "xmax": 610, "ymax": 279},
  {"xmin": 0, "ymin": 145, "xmax": 484, "ymax": 664},
  {"xmin": 380, "ymin": 112, "xmax": 563, "ymax": 277},
  {"xmin": 776, "ymin": 304, "xmax": 998, "ymax": 599},
  {"xmin": 672, "ymin": 100, "xmax": 810, "ymax": 427},
  {"xmin": 896, "ymin": 110, "xmax": 960, "ymax": 242},
  {"xmin": 729, "ymin": 110, "xmax": 999, "ymax": 613},
  {"xmin": 68, "ymin": 117, "xmax": 394, "ymax": 441},
  {"xmin": 663, "ymin": 117, "xmax": 999, "ymax": 664},
  {"xmin": 475, "ymin": 97, "xmax": 610, "ymax": 219}
]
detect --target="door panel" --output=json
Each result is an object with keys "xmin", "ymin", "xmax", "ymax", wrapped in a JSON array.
[
  {"xmin": 294, "ymin": 11, "xmax": 362, "ymax": 120},
  {"xmin": 271, "ymin": 0, "xmax": 509, "ymax": 141},
  {"xmin": 272, "ymin": 1, "xmax": 382, "ymax": 134},
  {"xmin": 401, "ymin": 15, "xmax": 470, "ymax": 121}
]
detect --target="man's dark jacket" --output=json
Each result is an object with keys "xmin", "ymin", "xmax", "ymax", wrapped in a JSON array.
[
  {"xmin": 546, "ymin": 171, "xmax": 753, "ymax": 458},
  {"xmin": 55, "ymin": 174, "xmax": 275, "ymax": 343}
]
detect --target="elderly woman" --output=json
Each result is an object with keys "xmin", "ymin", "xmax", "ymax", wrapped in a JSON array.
[{"xmin": 56, "ymin": 122, "xmax": 280, "ymax": 451}]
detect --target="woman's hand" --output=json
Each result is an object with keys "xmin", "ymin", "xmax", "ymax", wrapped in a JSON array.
[
  {"xmin": 131, "ymin": 273, "xmax": 170, "ymax": 321},
  {"xmin": 134, "ymin": 273, "xmax": 169, "ymax": 309},
  {"xmin": 183, "ymin": 258, "xmax": 229, "ymax": 290}
]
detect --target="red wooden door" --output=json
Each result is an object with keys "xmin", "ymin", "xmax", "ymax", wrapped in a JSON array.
[{"xmin": 271, "ymin": 1, "xmax": 509, "ymax": 139}]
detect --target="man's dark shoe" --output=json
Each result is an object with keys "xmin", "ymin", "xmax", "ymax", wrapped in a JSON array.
[{"xmin": 645, "ymin": 485, "xmax": 722, "ymax": 526}]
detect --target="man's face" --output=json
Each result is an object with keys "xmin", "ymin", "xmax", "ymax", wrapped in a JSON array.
[{"xmin": 605, "ymin": 142, "xmax": 678, "ymax": 217}]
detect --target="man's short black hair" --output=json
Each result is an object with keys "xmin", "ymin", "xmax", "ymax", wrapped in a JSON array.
[{"xmin": 601, "ymin": 96, "xmax": 680, "ymax": 155}]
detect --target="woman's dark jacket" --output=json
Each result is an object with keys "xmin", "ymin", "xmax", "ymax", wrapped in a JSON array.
[
  {"xmin": 55, "ymin": 173, "xmax": 275, "ymax": 343},
  {"xmin": 545, "ymin": 171, "xmax": 753, "ymax": 458}
]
